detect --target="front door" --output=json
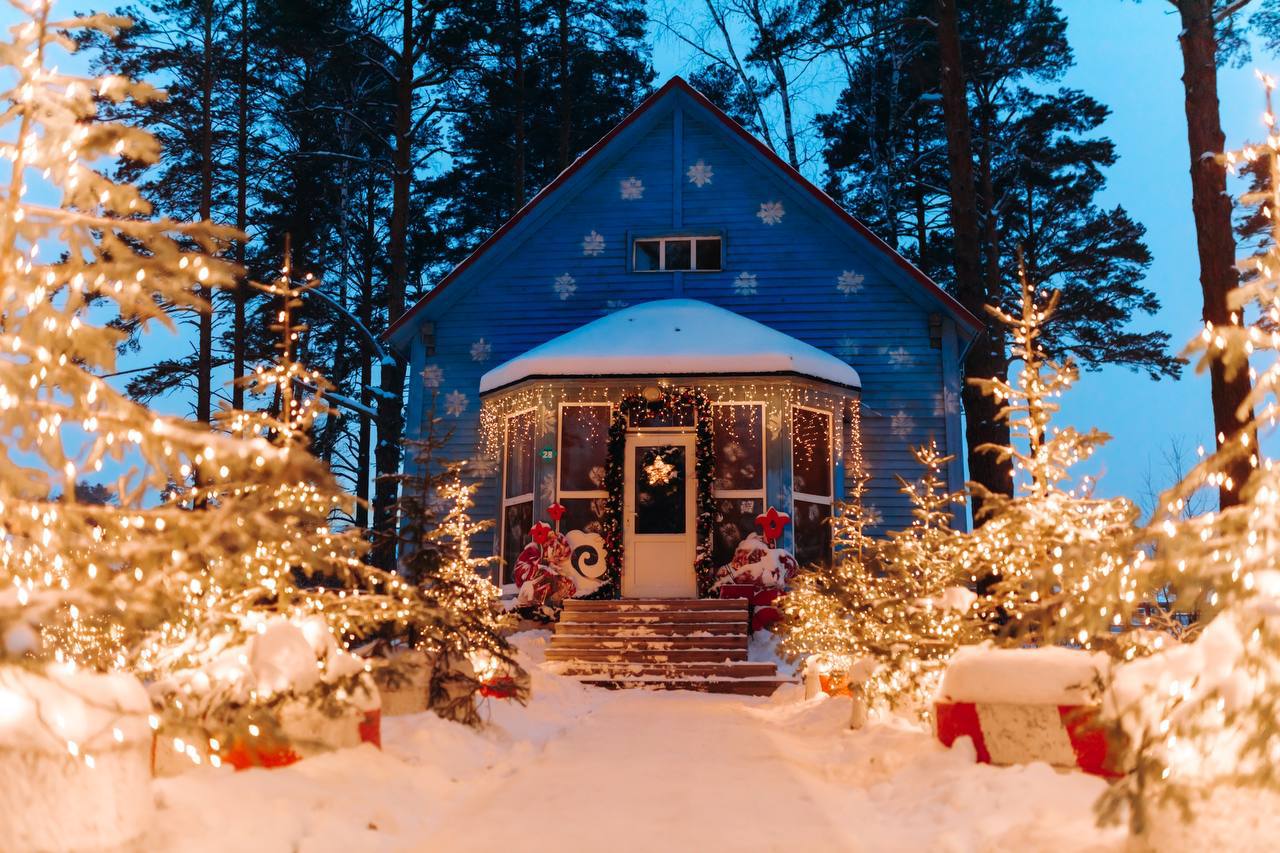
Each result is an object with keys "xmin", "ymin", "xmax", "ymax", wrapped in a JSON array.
[{"xmin": 623, "ymin": 432, "xmax": 697, "ymax": 598}]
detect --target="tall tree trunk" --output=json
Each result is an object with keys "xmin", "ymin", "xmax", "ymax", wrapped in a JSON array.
[
  {"xmin": 1177, "ymin": 0, "xmax": 1255, "ymax": 507},
  {"xmin": 556, "ymin": 0, "xmax": 572, "ymax": 171},
  {"xmin": 511, "ymin": 0, "xmax": 526, "ymax": 207},
  {"xmin": 356, "ymin": 183, "xmax": 377, "ymax": 530},
  {"xmin": 233, "ymin": 0, "xmax": 249, "ymax": 411},
  {"xmin": 197, "ymin": 4, "xmax": 215, "ymax": 423},
  {"xmin": 371, "ymin": 0, "xmax": 414, "ymax": 568},
  {"xmin": 934, "ymin": 0, "xmax": 1013, "ymax": 518}
]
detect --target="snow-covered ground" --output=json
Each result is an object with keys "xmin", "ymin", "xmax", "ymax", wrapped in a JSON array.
[{"xmin": 143, "ymin": 631, "xmax": 1124, "ymax": 852}]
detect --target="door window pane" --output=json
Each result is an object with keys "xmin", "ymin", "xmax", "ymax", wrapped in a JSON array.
[
  {"xmin": 794, "ymin": 499, "xmax": 832, "ymax": 568},
  {"xmin": 560, "ymin": 405, "xmax": 610, "ymax": 492},
  {"xmin": 713, "ymin": 497, "xmax": 764, "ymax": 567},
  {"xmin": 501, "ymin": 502, "xmax": 534, "ymax": 585},
  {"xmin": 695, "ymin": 238, "xmax": 722, "ymax": 271},
  {"xmin": 792, "ymin": 407, "xmax": 832, "ymax": 498},
  {"xmin": 635, "ymin": 240, "xmax": 660, "ymax": 271},
  {"xmin": 713, "ymin": 404, "xmax": 763, "ymax": 492},
  {"xmin": 664, "ymin": 239, "xmax": 692, "ymax": 270},
  {"xmin": 634, "ymin": 445, "xmax": 687, "ymax": 535},
  {"xmin": 504, "ymin": 411, "xmax": 536, "ymax": 499}
]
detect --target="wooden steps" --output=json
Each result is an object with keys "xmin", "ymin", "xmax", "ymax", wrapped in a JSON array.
[{"xmin": 548, "ymin": 598, "xmax": 793, "ymax": 696}]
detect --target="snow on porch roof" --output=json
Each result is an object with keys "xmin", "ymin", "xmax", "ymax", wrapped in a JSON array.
[{"xmin": 479, "ymin": 299, "xmax": 861, "ymax": 394}]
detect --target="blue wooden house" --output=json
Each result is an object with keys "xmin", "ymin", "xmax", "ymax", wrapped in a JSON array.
[{"xmin": 387, "ymin": 77, "xmax": 980, "ymax": 599}]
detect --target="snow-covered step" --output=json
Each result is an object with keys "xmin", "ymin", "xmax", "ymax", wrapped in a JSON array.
[
  {"xmin": 549, "ymin": 636, "xmax": 748, "ymax": 651},
  {"xmin": 552, "ymin": 661, "xmax": 778, "ymax": 679},
  {"xmin": 552, "ymin": 617, "xmax": 747, "ymax": 630},
  {"xmin": 572, "ymin": 676, "xmax": 793, "ymax": 697},
  {"xmin": 558, "ymin": 609, "xmax": 748, "ymax": 624},
  {"xmin": 563, "ymin": 598, "xmax": 747, "ymax": 612},
  {"xmin": 544, "ymin": 647, "xmax": 749, "ymax": 663}
]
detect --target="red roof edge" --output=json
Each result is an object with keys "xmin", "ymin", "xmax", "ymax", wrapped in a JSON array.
[{"xmin": 386, "ymin": 76, "xmax": 983, "ymax": 342}]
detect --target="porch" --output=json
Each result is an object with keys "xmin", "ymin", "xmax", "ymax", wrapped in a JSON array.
[{"xmin": 478, "ymin": 299, "xmax": 861, "ymax": 602}]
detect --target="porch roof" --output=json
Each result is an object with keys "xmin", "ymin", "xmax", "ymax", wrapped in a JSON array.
[{"xmin": 478, "ymin": 299, "xmax": 861, "ymax": 394}]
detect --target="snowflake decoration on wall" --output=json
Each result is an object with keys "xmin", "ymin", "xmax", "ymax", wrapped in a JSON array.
[
  {"xmin": 891, "ymin": 410, "xmax": 914, "ymax": 437},
  {"xmin": 604, "ymin": 299, "xmax": 630, "ymax": 313},
  {"xmin": 757, "ymin": 201, "xmax": 785, "ymax": 225},
  {"xmin": 734, "ymin": 271, "xmax": 758, "ymax": 296},
  {"xmin": 540, "ymin": 472, "xmax": 556, "ymax": 504},
  {"xmin": 837, "ymin": 270, "xmax": 865, "ymax": 295},
  {"xmin": 445, "ymin": 390, "xmax": 469, "ymax": 417},
  {"xmin": 421, "ymin": 365, "xmax": 443, "ymax": 388},
  {"xmin": 582, "ymin": 230, "xmax": 605, "ymax": 256},
  {"xmin": 839, "ymin": 336, "xmax": 860, "ymax": 357},
  {"xmin": 686, "ymin": 159, "xmax": 714, "ymax": 187},
  {"xmin": 554, "ymin": 273, "xmax": 577, "ymax": 300},
  {"xmin": 620, "ymin": 177, "xmax": 644, "ymax": 200},
  {"xmin": 467, "ymin": 455, "xmax": 498, "ymax": 478},
  {"xmin": 888, "ymin": 346, "xmax": 910, "ymax": 367},
  {"xmin": 470, "ymin": 338, "xmax": 491, "ymax": 363}
]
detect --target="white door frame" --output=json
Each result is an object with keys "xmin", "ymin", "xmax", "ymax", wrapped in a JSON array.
[{"xmin": 623, "ymin": 431, "xmax": 697, "ymax": 598}]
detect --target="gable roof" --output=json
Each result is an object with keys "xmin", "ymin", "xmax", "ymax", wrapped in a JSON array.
[
  {"xmin": 479, "ymin": 298, "xmax": 862, "ymax": 394},
  {"xmin": 386, "ymin": 76, "xmax": 983, "ymax": 346}
]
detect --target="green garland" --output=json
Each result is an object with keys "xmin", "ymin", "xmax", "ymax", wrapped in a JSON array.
[{"xmin": 599, "ymin": 388, "xmax": 717, "ymax": 599}]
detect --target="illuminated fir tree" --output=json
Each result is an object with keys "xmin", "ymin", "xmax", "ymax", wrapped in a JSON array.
[
  {"xmin": 390, "ymin": 437, "xmax": 529, "ymax": 725},
  {"xmin": 960, "ymin": 258, "xmax": 1140, "ymax": 648},
  {"xmin": 778, "ymin": 475, "xmax": 881, "ymax": 669},
  {"xmin": 780, "ymin": 448, "xmax": 976, "ymax": 719},
  {"xmin": 0, "ymin": 5, "xmax": 246, "ymax": 675},
  {"xmin": 141, "ymin": 256, "xmax": 448, "ymax": 750},
  {"xmin": 871, "ymin": 442, "xmax": 981, "ymax": 716},
  {"xmin": 1094, "ymin": 77, "xmax": 1280, "ymax": 836}
]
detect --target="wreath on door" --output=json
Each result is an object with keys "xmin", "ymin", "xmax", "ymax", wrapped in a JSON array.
[{"xmin": 597, "ymin": 388, "xmax": 717, "ymax": 599}]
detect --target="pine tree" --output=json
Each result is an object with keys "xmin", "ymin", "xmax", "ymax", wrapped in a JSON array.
[
  {"xmin": 779, "ymin": 449, "xmax": 976, "ymax": 719},
  {"xmin": 777, "ymin": 475, "xmax": 882, "ymax": 673},
  {"xmin": 139, "ymin": 255, "xmax": 448, "ymax": 748},
  {"xmin": 960, "ymin": 257, "xmax": 1139, "ymax": 648},
  {"xmin": 1092, "ymin": 78, "xmax": 1280, "ymax": 835},
  {"xmin": 437, "ymin": 0, "xmax": 653, "ymax": 262}
]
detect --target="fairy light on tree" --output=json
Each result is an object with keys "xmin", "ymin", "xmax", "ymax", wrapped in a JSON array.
[
  {"xmin": 959, "ymin": 254, "xmax": 1140, "ymax": 647},
  {"xmin": 1094, "ymin": 72, "xmax": 1280, "ymax": 836},
  {"xmin": 779, "ymin": 445, "xmax": 977, "ymax": 719}
]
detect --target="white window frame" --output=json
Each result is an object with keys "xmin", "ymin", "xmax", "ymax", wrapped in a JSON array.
[
  {"xmin": 791, "ymin": 404, "xmax": 834, "ymax": 507},
  {"xmin": 632, "ymin": 235, "xmax": 723, "ymax": 272},
  {"xmin": 556, "ymin": 402, "xmax": 612, "ymax": 509},
  {"xmin": 791, "ymin": 404, "xmax": 834, "ymax": 564},
  {"xmin": 500, "ymin": 408, "xmax": 537, "ymax": 583},
  {"xmin": 711, "ymin": 401, "xmax": 767, "ymax": 505}
]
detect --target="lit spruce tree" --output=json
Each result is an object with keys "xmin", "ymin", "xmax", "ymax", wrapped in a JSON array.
[
  {"xmin": 961, "ymin": 257, "xmax": 1140, "ymax": 648},
  {"xmin": 141, "ymin": 255, "xmax": 451, "ymax": 749},
  {"xmin": 777, "ymin": 475, "xmax": 882, "ymax": 670},
  {"xmin": 1093, "ymin": 76, "xmax": 1280, "ymax": 836},
  {"xmin": 870, "ymin": 442, "xmax": 981, "ymax": 717},
  {"xmin": 779, "ymin": 448, "xmax": 977, "ymax": 719},
  {"xmin": 0, "ymin": 4, "xmax": 248, "ymax": 674}
]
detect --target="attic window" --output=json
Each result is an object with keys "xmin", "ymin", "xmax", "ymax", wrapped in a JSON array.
[{"xmin": 633, "ymin": 236, "xmax": 721, "ymax": 272}]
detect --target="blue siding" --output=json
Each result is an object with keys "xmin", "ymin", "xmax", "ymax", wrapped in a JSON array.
[{"xmin": 399, "ymin": 86, "xmax": 975, "ymax": 551}]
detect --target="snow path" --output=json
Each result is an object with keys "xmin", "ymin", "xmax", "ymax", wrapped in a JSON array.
[{"xmin": 144, "ymin": 633, "xmax": 1123, "ymax": 852}]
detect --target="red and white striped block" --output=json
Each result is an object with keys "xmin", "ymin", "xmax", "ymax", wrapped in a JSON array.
[{"xmin": 934, "ymin": 700, "xmax": 1118, "ymax": 778}]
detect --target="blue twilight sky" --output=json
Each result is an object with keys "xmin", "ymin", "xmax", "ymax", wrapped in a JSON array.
[
  {"xmin": 4, "ymin": 0, "xmax": 1270, "ymax": 507},
  {"xmin": 653, "ymin": 0, "xmax": 1271, "ymax": 508}
]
